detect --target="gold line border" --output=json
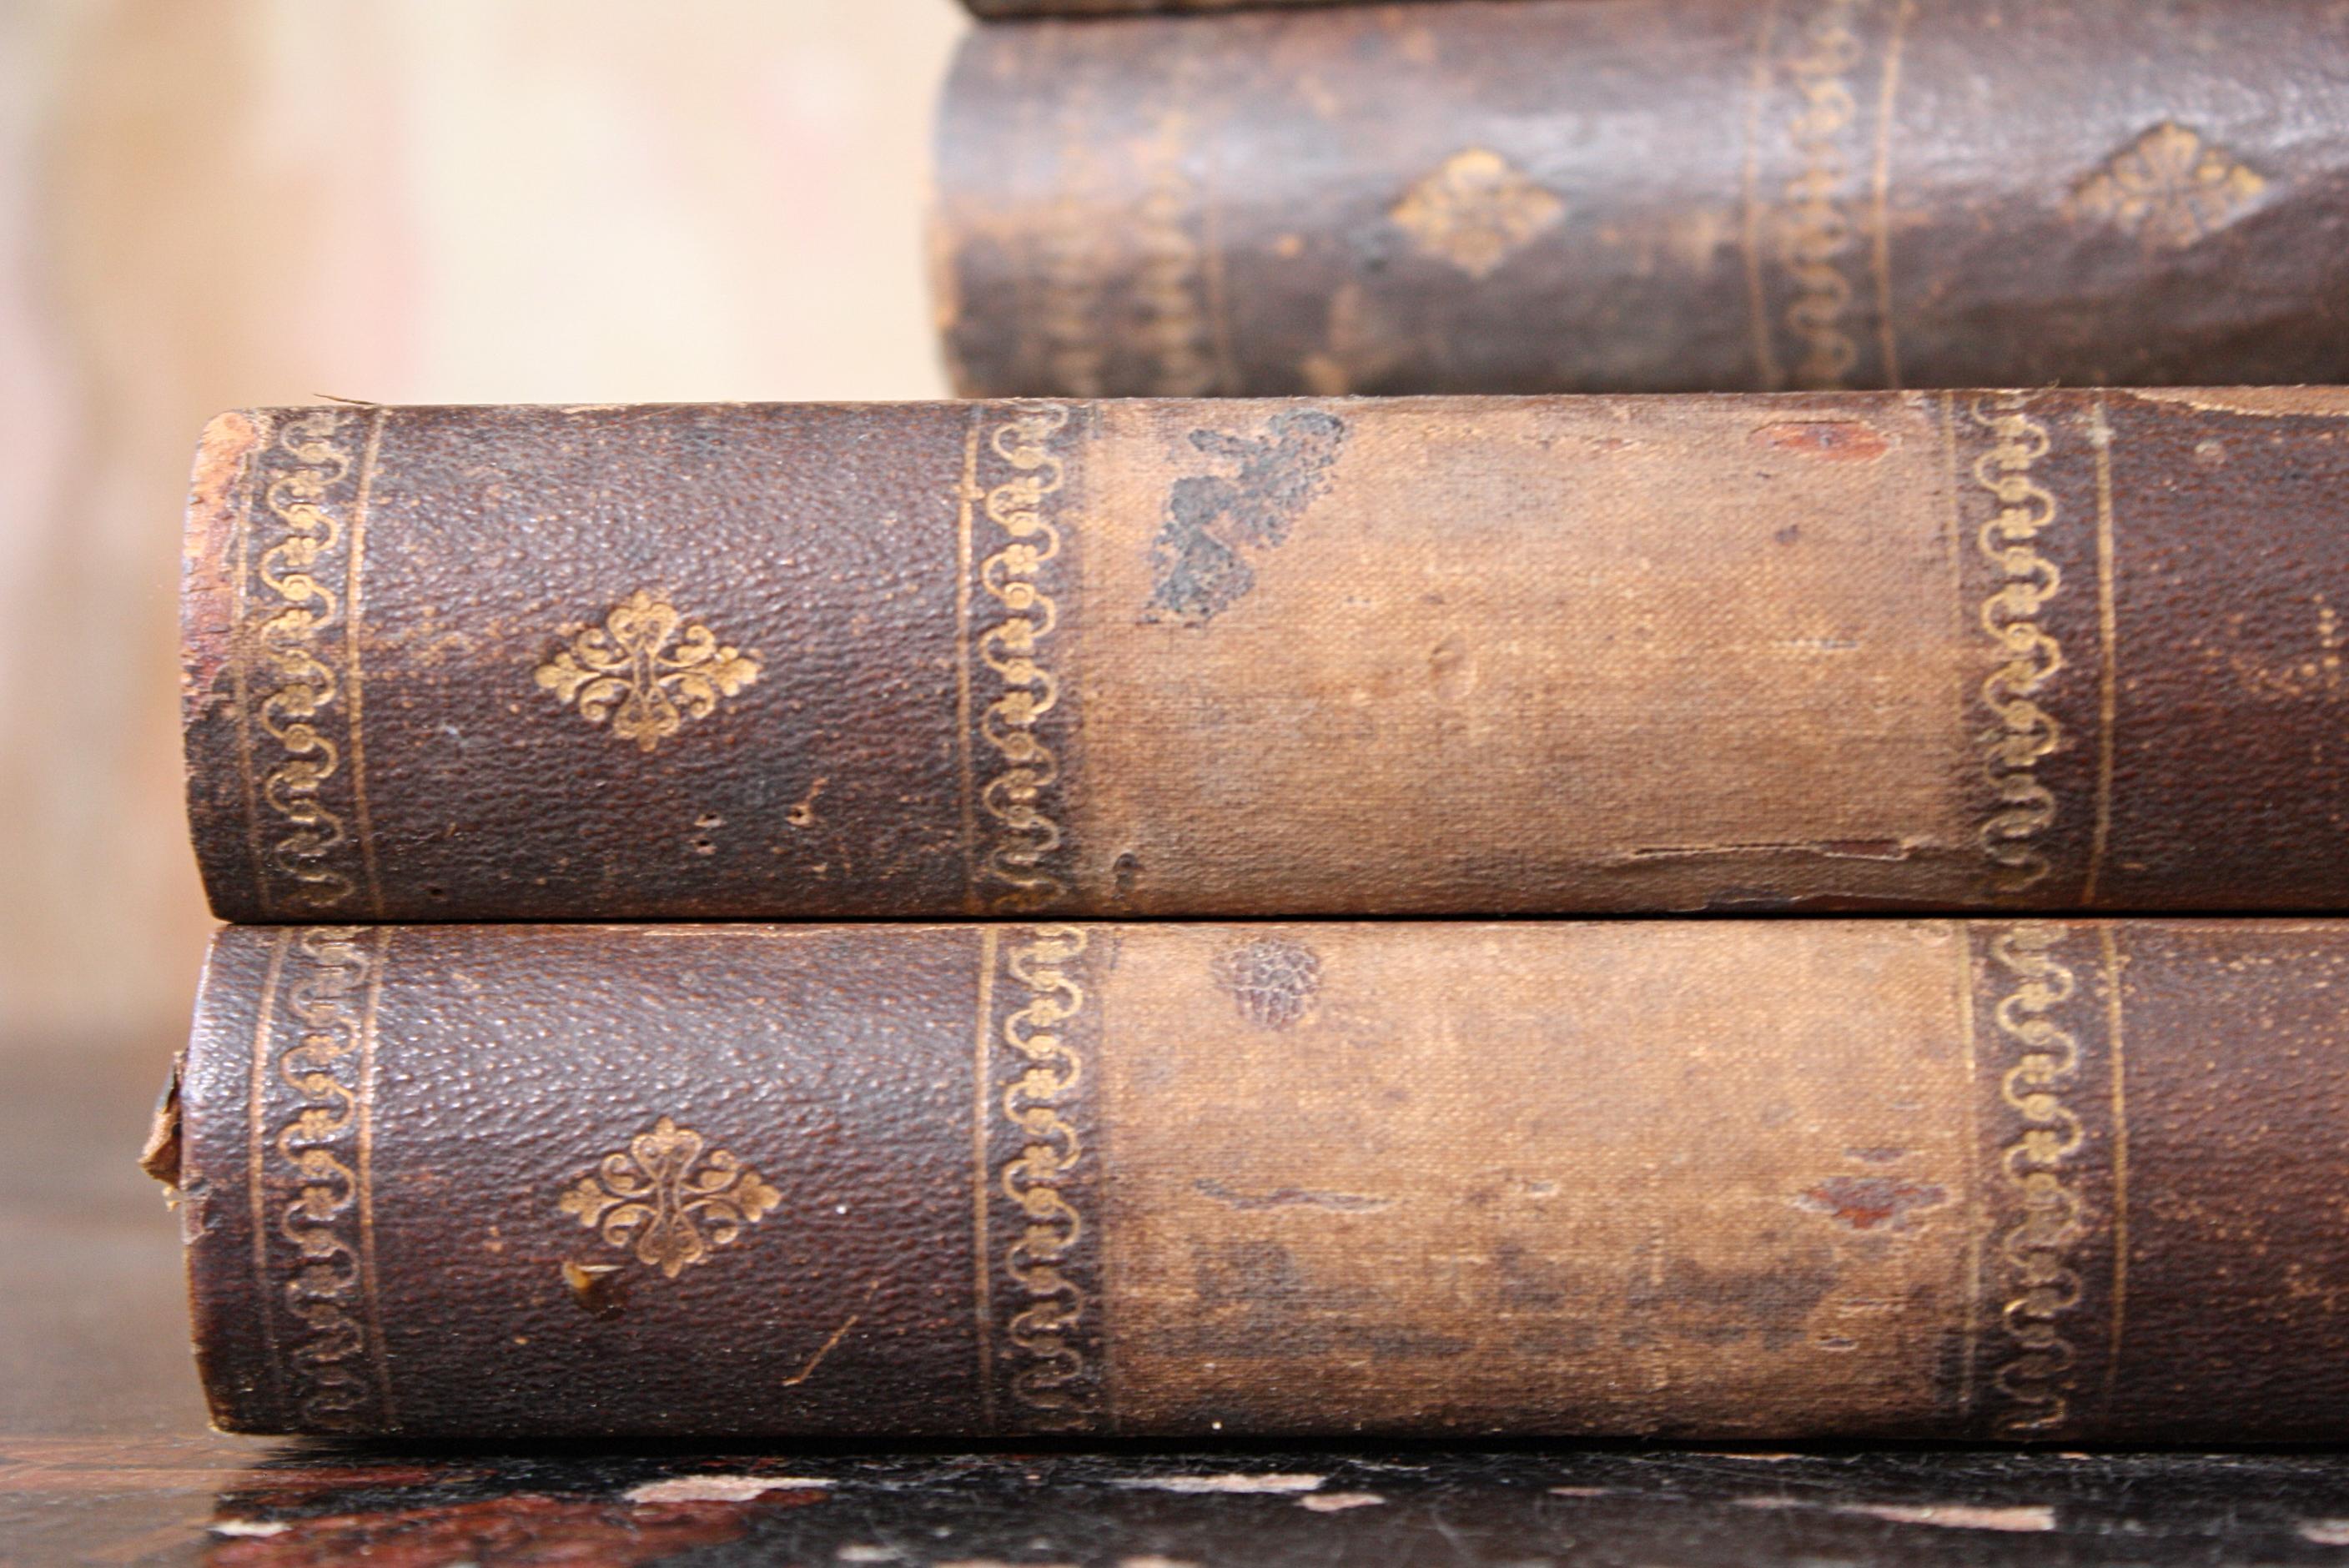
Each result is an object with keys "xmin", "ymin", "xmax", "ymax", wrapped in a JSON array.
[
  {"xmin": 1870, "ymin": 0, "xmax": 1913, "ymax": 388},
  {"xmin": 2085, "ymin": 397, "xmax": 2121, "ymax": 905},
  {"xmin": 1739, "ymin": 0, "xmax": 1788, "ymax": 390},
  {"xmin": 357, "ymin": 926, "xmax": 395, "ymax": 1425},
  {"xmin": 346, "ymin": 410, "xmax": 390, "ymax": 917},
  {"xmin": 230, "ymin": 429, "xmax": 271, "ymax": 915},
  {"xmin": 2098, "ymin": 922, "xmax": 2131, "ymax": 1420},
  {"xmin": 248, "ymin": 929, "xmax": 292, "ymax": 1421},
  {"xmin": 1180, "ymin": 0, "xmax": 1239, "ymax": 399},
  {"xmin": 1091, "ymin": 926, "xmax": 1118, "ymax": 1431},
  {"xmin": 955, "ymin": 415, "xmax": 983, "ymax": 912},
  {"xmin": 972, "ymin": 925, "xmax": 1000, "ymax": 1431},
  {"xmin": 1954, "ymin": 921, "xmax": 1984, "ymax": 1420},
  {"xmin": 1941, "ymin": 389, "xmax": 1976, "ymax": 854}
]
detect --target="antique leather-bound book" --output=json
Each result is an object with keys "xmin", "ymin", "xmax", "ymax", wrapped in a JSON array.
[
  {"xmin": 161, "ymin": 917, "xmax": 2349, "ymax": 1440},
  {"xmin": 933, "ymin": 0, "xmax": 2349, "ymax": 397},
  {"xmin": 963, "ymin": 0, "xmax": 1477, "ymax": 13},
  {"xmin": 184, "ymin": 393, "xmax": 2349, "ymax": 921}
]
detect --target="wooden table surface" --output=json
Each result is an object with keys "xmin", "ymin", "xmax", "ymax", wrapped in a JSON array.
[{"xmin": 9, "ymin": 1035, "xmax": 2349, "ymax": 1567}]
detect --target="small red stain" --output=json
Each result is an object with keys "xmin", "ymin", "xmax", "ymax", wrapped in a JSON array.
[
  {"xmin": 1750, "ymin": 420, "xmax": 1893, "ymax": 462},
  {"xmin": 1797, "ymin": 1177, "xmax": 1948, "ymax": 1233}
]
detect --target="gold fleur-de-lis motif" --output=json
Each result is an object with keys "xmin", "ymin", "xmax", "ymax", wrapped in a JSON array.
[
  {"xmin": 1389, "ymin": 148, "xmax": 1564, "ymax": 280},
  {"xmin": 535, "ymin": 591, "xmax": 759, "ymax": 752},
  {"xmin": 2071, "ymin": 123, "xmax": 2266, "ymax": 250},
  {"xmin": 557, "ymin": 1117, "xmax": 782, "ymax": 1278}
]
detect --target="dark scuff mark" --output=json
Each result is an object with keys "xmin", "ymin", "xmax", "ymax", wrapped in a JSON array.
[
  {"xmin": 1174, "ymin": 1239, "xmax": 1467, "ymax": 1359},
  {"xmin": 1110, "ymin": 851, "xmax": 1143, "ymax": 900},
  {"xmin": 1145, "ymin": 409, "xmax": 1349, "ymax": 625},
  {"xmin": 1626, "ymin": 840, "xmax": 1915, "ymax": 864},
  {"xmin": 1627, "ymin": 1237, "xmax": 1839, "ymax": 1351},
  {"xmin": 1194, "ymin": 1179, "xmax": 1392, "ymax": 1214},
  {"xmin": 1492, "ymin": 1241, "xmax": 1582, "ymax": 1310}
]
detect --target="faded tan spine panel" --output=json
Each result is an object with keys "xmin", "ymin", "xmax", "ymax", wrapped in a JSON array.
[
  {"xmin": 937, "ymin": 0, "xmax": 2349, "ymax": 399},
  {"xmin": 1099, "ymin": 921, "xmax": 1979, "ymax": 1437},
  {"xmin": 1074, "ymin": 395, "xmax": 1981, "ymax": 915}
]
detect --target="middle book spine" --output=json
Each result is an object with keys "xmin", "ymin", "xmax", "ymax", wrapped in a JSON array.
[{"xmin": 179, "ymin": 392, "xmax": 2349, "ymax": 923}]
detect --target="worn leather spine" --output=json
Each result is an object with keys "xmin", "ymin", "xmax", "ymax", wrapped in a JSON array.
[
  {"xmin": 182, "ymin": 394, "xmax": 2349, "ymax": 919},
  {"xmin": 934, "ymin": 0, "xmax": 2349, "ymax": 398},
  {"xmin": 180, "ymin": 393, "xmax": 2349, "ymax": 919},
  {"xmin": 963, "ymin": 0, "xmax": 1486, "ymax": 14},
  {"xmin": 168, "ymin": 918, "xmax": 2349, "ymax": 1440}
]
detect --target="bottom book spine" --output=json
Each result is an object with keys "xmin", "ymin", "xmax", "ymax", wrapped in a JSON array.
[{"xmin": 161, "ymin": 919, "xmax": 2349, "ymax": 1440}]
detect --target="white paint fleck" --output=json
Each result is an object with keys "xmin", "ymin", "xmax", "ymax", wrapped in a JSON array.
[
  {"xmin": 1300, "ymin": 1491, "xmax": 1386, "ymax": 1513},
  {"xmin": 1119, "ymin": 1472, "xmax": 1326, "ymax": 1495},
  {"xmin": 210, "ymin": 1520, "xmax": 289, "ymax": 1538},
  {"xmin": 1839, "ymin": 1503, "xmax": 2056, "ymax": 1533},
  {"xmin": 1119, "ymin": 1558, "xmax": 1206, "ymax": 1568},
  {"xmin": 837, "ymin": 1549, "xmax": 900, "ymax": 1564},
  {"xmin": 2301, "ymin": 1520, "xmax": 2349, "ymax": 1546},
  {"xmin": 1549, "ymin": 1486, "xmax": 1615, "ymax": 1499},
  {"xmin": 626, "ymin": 1474, "xmax": 834, "ymax": 1504}
]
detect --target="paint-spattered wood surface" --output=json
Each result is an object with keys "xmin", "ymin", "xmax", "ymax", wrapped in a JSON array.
[
  {"xmin": 19, "ymin": 1440, "xmax": 2349, "ymax": 1566},
  {"xmin": 18, "ymin": 1042, "xmax": 2349, "ymax": 1563}
]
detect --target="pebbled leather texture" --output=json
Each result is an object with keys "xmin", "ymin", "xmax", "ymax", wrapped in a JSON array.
[
  {"xmin": 936, "ymin": 0, "xmax": 2349, "ymax": 398},
  {"xmin": 170, "ymin": 918, "xmax": 2349, "ymax": 1440}
]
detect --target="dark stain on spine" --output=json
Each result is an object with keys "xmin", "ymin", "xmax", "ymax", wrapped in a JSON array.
[
  {"xmin": 1210, "ymin": 935, "xmax": 1325, "ymax": 1030},
  {"xmin": 1194, "ymin": 1179, "xmax": 1391, "ymax": 1214},
  {"xmin": 1626, "ymin": 1240, "xmax": 1842, "ymax": 1352},
  {"xmin": 1145, "ymin": 409, "xmax": 1349, "ymax": 626}
]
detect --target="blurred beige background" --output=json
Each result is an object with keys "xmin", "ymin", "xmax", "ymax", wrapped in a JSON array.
[{"xmin": 0, "ymin": 0, "xmax": 963, "ymax": 1054}]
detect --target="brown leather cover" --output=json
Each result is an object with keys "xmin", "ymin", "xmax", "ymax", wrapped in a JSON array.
[
  {"xmin": 183, "ymin": 393, "xmax": 2349, "ymax": 920},
  {"xmin": 169, "ymin": 917, "xmax": 2349, "ymax": 1440},
  {"xmin": 934, "ymin": 0, "xmax": 2349, "ymax": 397},
  {"xmin": 964, "ymin": 0, "xmax": 1483, "ymax": 13}
]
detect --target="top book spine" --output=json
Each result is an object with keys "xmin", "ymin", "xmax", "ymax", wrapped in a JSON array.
[
  {"xmin": 933, "ymin": 0, "xmax": 2349, "ymax": 397},
  {"xmin": 962, "ymin": 0, "xmax": 1481, "ymax": 13},
  {"xmin": 183, "ymin": 392, "xmax": 2349, "ymax": 922}
]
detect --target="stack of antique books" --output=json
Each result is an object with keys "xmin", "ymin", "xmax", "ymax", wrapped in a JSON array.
[{"xmin": 155, "ymin": 0, "xmax": 2349, "ymax": 1444}]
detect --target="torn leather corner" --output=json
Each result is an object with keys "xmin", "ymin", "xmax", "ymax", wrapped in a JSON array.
[{"xmin": 139, "ymin": 1059, "xmax": 184, "ymax": 1192}]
